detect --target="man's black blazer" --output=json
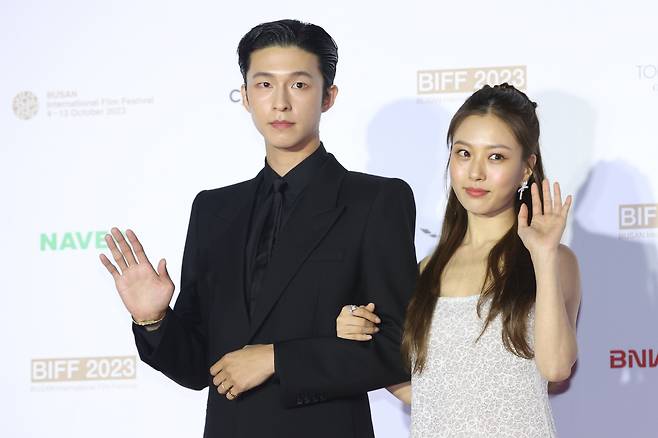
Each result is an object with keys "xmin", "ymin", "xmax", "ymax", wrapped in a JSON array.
[{"xmin": 133, "ymin": 153, "xmax": 417, "ymax": 437}]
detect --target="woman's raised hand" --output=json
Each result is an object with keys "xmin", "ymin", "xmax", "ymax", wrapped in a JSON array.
[{"xmin": 518, "ymin": 179, "xmax": 572, "ymax": 256}]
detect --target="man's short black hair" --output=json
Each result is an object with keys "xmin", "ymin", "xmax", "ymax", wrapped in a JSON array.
[{"xmin": 238, "ymin": 19, "xmax": 338, "ymax": 97}]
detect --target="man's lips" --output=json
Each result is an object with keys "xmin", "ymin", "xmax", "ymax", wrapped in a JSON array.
[
  {"xmin": 270, "ymin": 121, "xmax": 295, "ymax": 129},
  {"xmin": 464, "ymin": 187, "xmax": 489, "ymax": 197}
]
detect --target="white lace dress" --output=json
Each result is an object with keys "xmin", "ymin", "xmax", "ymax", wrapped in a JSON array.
[{"xmin": 410, "ymin": 295, "xmax": 556, "ymax": 437}]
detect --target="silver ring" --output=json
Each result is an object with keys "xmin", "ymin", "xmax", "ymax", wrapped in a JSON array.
[{"xmin": 350, "ymin": 305, "xmax": 358, "ymax": 314}]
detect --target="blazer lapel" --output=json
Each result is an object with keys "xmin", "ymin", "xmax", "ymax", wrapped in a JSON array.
[
  {"xmin": 248, "ymin": 156, "xmax": 347, "ymax": 340},
  {"xmin": 208, "ymin": 172, "xmax": 261, "ymax": 347}
]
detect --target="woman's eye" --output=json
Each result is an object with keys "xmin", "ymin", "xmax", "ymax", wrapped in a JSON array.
[
  {"xmin": 456, "ymin": 149, "xmax": 469, "ymax": 158},
  {"xmin": 257, "ymin": 82, "xmax": 271, "ymax": 88},
  {"xmin": 489, "ymin": 153, "xmax": 505, "ymax": 161},
  {"xmin": 292, "ymin": 82, "xmax": 307, "ymax": 89}
]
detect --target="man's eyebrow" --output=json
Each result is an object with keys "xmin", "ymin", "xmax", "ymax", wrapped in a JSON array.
[
  {"xmin": 251, "ymin": 71, "xmax": 314, "ymax": 79},
  {"xmin": 453, "ymin": 140, "xmax": 512, "ymax": 150}
]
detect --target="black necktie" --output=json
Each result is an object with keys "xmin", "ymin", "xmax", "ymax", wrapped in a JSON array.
[
  {"xmin": 267, "ymin": 178, "xmax": 288, "ymax": 261},
  {"xmin": 247, "ymin": 178, "xmax": 287, "ymax": 318}
]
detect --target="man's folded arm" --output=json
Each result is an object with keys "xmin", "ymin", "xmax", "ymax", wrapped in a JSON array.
[{"xmin": 274, "ymin": 179, "xmax": 417, "ymax": 407}]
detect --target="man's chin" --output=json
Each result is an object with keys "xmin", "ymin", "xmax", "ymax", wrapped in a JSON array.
[
  {"xmin": 269, "ymin": 142, "xmax": 300, "ymax": 150},
  {"xmin": 267, "ymin": 139, "xmax": 318, "ymax": 153}
]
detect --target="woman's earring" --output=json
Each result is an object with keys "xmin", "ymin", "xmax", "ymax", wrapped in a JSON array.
[{"xmin": 518, "ymin": 181, "xmax": 529, "ymax": 200}]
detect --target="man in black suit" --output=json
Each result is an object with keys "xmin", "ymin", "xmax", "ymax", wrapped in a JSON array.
[{"xmin": 100, "ymin": 19, "xmax": 417, "ymax": 437}]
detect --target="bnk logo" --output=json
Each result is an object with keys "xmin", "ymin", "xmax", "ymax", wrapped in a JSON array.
[
  {"xmin": 40, "ymin": 231, "xmax": 109, "ymax": 251},
  {"xmin": 619, "ymin": 204, "xmax": 658, "ymax": 229},
  {"xmin": 610, "ymin": 349, "xmax": 658, "ymax": 368}
]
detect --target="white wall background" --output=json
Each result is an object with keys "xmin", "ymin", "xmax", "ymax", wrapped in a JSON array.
[{"xmin": 2, "ymin": 1, "xmax": 657, "ymax": 436}]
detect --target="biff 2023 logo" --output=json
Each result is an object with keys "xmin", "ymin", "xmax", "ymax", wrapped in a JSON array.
[
  {"xmin": 31, "ymin": 356, "xmax": 137, "ymax": 383},
  {"xmin": 417, "ymin": 65, "xmax": 527, "ymax": 95},
  {"xmin": 618, "ymin": 204, "xmax": 658, "ymax": 239}
]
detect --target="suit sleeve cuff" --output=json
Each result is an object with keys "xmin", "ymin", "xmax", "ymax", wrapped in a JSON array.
[{"xmin": 132, "ymin": 308, "xmax": 171, "ymax": 357}]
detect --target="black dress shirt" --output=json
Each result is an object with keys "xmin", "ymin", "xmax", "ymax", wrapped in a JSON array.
[
  {"xmin": 136, "ymin": 143, "xmax": 329, "ymax": 342},
  {"xmin": 245, "ymin": 144, "xmax": 329, "ymax": 318}
]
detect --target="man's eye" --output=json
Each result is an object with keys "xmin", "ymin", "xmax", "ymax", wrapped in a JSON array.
[
  {"xmin": 292, "ymin": 82, "xmax": 307, "ymax": 89},
  {"xmin": 257, "ymin": 82, "xmax": 271, "ymax": 88}
]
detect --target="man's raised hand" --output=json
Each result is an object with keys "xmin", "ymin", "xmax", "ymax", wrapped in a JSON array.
[{"xmin": 99, "ymin": 227, "xmax": 174, "ymax": 322}]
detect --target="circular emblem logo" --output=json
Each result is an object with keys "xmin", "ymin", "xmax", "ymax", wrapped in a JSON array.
[{"xmin": 13, "ymin": 91, "xmax": 39, "ymax": 120}]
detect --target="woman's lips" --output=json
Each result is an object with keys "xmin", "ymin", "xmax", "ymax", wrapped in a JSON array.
[{"xmin": 465, "ymin": 188, "xmax": 489, "ymax": 197}]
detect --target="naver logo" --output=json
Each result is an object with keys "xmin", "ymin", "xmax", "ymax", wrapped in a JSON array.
[{"xmin": 40, "ymin": 231, "xmax": 109, "ymax": 251}]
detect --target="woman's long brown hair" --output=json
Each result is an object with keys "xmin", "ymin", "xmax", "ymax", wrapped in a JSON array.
[{"xmin": 401, "ymin": 84, "xmax": 546, "ymax": 373}]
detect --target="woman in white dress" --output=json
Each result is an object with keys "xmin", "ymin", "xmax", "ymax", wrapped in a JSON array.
[{"xmin": 336, "ymin": 84, "xmax": 581, "ymax": 437}]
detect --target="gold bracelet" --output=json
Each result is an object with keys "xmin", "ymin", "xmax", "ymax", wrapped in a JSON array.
[{"xmin": 131, "ymin": 312, "xmax": 166, "ymax": 326}]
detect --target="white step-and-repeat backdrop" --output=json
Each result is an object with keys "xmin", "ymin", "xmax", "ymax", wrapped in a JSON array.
[{"xmin": 2, "ymin": 1, "xmax": 657, "ymax": 436}]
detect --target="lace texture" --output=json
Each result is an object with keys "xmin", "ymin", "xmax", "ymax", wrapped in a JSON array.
[{"xmin": 410, "ymin": 295, "xmax": 556, "ymax": 438}]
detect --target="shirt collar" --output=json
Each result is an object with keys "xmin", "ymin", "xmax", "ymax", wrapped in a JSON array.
[{"xmin": 262, "ymin": 143, "xmax": 329, "ymax": 198}]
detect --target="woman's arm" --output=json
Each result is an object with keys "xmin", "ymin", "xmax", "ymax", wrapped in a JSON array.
[
  {"xmin": 387, "ymin": 381, "xmax": 412, "ymax": 405},
  {"xmin": 518, "ymin": 180, "xmax": 581, "ymax": 382},
  {"xmin": 335, "ymin": 304, "xmax": 413, "ymax": 404},
  {"xmin": 532, "ymin": 244, "xmax": 581, "ymax": 381}
]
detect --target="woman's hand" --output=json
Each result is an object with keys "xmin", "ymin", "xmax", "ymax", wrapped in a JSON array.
[
  {"xmin": 336, "ymin": 302, "xmax": 381, "ymax": 341},
  {"xmin": 518, "ymin": 179, "xmax": 572, "ymax": 257}
]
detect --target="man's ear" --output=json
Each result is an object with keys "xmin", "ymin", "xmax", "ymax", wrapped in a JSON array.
[
  {"xmin": 524, "ymin": 154, "xmax": 537, "ymax": 181},
  {"xmin": 321, "ymin": 85, "xmax": 339, "ymax": 113},
  {"xmin": 240, "ymin": 84, "xmax": 251, "ymax": 113}
]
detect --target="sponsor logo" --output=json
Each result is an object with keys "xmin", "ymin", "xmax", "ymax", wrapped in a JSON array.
[
  {"xmin": 610, "ymin": 349, "xmax": 658, "ymax": 368},
  {"xmin": 618, "ymin": 204, "xmax": 658, "ymax": 240},
  {"xmin": 417, "ymin": 65, "xmax": 527, "ymax": 96},
  {"xmin": 40, "ymin": 231, "xmax": 109, "ymax": 251},
  {"xmin": 420, "ymin": 227, "xmax": 438, "ymax": 238},
  {"xmin": 230, "ymin": 89, "xmax": 241, "ymax": 103},
  {"xmin": 31, "ymin": 356, "xmax": 137, "ymax": 382},
  {"xmin": 13, "ymin": 91, "xmax": 39, "ymax": 120},
  {"xmin": 45, "ymin": 90, "xmax": 154, "ymax": 118},
  {"xmin": 636, "ymin": 64, "xmax": 658, "ymax": 92}
]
